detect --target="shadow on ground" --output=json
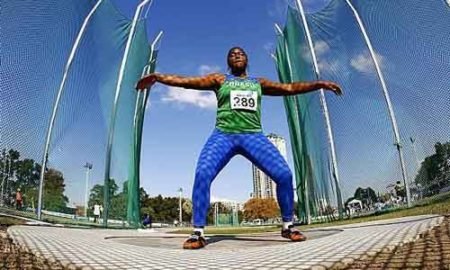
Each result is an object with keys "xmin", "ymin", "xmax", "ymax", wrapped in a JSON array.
[{"xmin": 108, "ymin": 229, "xmax": 341, "ymax": 250}]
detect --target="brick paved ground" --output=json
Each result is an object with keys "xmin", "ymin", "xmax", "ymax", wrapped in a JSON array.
[
  {"xmin": 5, "ymin": 215, "xmax": 443, "ymax": 269},
  {"xmin": 0, "ymin": 225, "xmax": 68, "ymax": 270},
  {"xmin": 341, "ymin": 215, "xmax": 450, "ymax": 270}
]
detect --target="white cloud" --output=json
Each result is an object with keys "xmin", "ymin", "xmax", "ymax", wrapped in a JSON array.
[
  {"xmin": 160, "ymin": 86, "xmax": 217, "ymax": 109},
  {"xmin": 198, "ymin": 65, "xmax": 221, "ymax": 75},
  {"xmin": 314, "ymin": 40, "xmax": 330, "ymax": 57},
  {"xmin": 298, "ymin": 40, "xmax": 336, "ymax": 72},
  {"xmin": 155, "ymin": 64, "xmax": 220, "ymax": 110},
  {"xmin": 300, "ymin": 40, "xmax": 330, "ymax": 62},
  {"xmin": 318, "ymin": 60, "xmax": 341, "ymax": 73},
  {"xmin": 350, "ymin": 51, "xmax": 384, "ymax": 73}
]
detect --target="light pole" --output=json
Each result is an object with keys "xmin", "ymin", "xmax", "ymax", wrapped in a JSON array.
[
  {"xmin": 214, "ymin": 202, "xmax": 219, "ymax": 226},
  {"xmin": 0, "ymin": 152, "xmax": 5, "ymax": 206},
  {"xmin": 84, "ymin": 162, "xmax": 93, "ymax": 217},
  {"xmin": 232, "ymin": 202, "xmax": 239, "ymax": 226},
  {"xmin": 1, "ymin": 154, "xmax": 11, "ymax": 207},
  {"xmin": 177, "ymin": 187, "xmax": 183, "ymax": 225}
]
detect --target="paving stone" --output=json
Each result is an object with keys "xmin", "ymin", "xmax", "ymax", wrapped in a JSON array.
[{"xmin": 7, "ymin": 215, "xmax": 443, "ymax": 270}]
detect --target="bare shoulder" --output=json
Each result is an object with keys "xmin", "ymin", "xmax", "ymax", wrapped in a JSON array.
[{"xmin": 206, "ymin": 73, "xmax": 226, "ymax": 84}]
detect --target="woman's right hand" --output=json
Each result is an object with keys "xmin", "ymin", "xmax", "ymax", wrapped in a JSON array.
[{"xmin": 136, "ymin": 73, "xmax": 157, "ymax": 91}]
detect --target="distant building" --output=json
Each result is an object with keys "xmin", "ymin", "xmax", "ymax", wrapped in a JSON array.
[{"xmin": 252, "ymin": 133, "xmax": 287, "ymax": 201}]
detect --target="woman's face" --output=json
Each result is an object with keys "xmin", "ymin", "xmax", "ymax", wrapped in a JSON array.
[{"xmin": 227, "ymin": 48, "xmax": 248, "ymax": 71}]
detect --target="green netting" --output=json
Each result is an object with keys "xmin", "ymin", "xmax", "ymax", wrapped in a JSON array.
[
  {"xmin": 2, "ymin": 0, "xmax": 97, "ymax": 215},
  {"xmin": 105, "ymin": 21, "xmax": 151, "ymax": 226},
  {"xmin": 275, "ymin": 8, "xmax": 336, "ymax": 223},
  {"xmin": 277, "ymin": 0, "xmax": 449, "ymax": 217},
  {"xmin": 305, "ymin": 0, "xmax": 450, "ymax": 204},
  {"xmin": 126, "ymin": 47, "xmax": 159, "ymax": 226},
  {"xmin": 1, "ymin": 0, "xmax": 155, "ymax": 227}
]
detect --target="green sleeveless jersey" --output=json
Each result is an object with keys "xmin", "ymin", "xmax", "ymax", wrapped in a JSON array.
[{"xmin": 215, "ymin": 75, "xmax": 262, "ymax": 133}]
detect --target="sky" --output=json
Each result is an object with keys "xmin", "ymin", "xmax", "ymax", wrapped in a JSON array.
[
  {"xmin": 9, "ymin": 0, "xmax": 442, "ymax": 208},
  {"xmin": 4, "ymin": 0, "xmax": 448, "ymax": 207},
  {"xmin": 109, "ymin": 0, "xmax": 332, "ymax": 204}
]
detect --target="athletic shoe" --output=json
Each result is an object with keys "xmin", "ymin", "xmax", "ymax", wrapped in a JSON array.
[
  {"xmin": 182, "ymin": 231, "xmax": 207, "ymax": 249},
  {"xmin": 281, "ymin": 225, "xmax": 307, "ymax": 242}
]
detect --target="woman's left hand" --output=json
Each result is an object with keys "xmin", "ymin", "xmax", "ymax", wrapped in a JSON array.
[{"xmin": 322, "ymin": 81, "xmax": 343, "ymax": 96}]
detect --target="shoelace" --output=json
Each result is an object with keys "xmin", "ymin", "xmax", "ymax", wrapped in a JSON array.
[
  {"xmin": 283, "ymin": 226, "xmax": 300, "ymax": 235},
  {"xmin": 187, "ymin": 232, "xmax": 203, "ymax": 241}
]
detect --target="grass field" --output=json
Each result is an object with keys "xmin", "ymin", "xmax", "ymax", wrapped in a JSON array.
[
  {"xmin": 170, "ymin": 192, "xmax": 450, "ymax": 235},
  {"xmin": 0, "ymin": 208, "xmax": 131, "ymax": 229},
  {"xmin": 1, "ymin": 192, "xmax": 449, "ymax": 234},
  {"xmin": 0, "ymin": 216, "xmax": 25, "ymax": 226}
]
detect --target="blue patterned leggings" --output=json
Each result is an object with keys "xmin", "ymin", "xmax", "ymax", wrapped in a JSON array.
[{"xmin": 192, "ymin": 129, "xmax": 294, "ymax": 226}]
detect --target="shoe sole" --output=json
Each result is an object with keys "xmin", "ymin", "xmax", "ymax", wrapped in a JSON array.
[
  {"xmin": 183, "ymin": 245, "xmax": 206, "ymax": 249},
  {"xmin": 281, "ymin": 234, "xmax": 307, "ymax": 242},
  {"xmin": 183, "ymin": 240, "xmax": 207, "ymax": 249},
  {"xmin": 289, "ymin": 237, "xmax": 307, "ymax": 242}
]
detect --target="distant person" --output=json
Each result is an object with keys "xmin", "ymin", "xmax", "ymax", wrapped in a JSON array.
[
  {"xmin": 15, "ymin": 188, "xmax": 23, "ymax": 210},
  {"xmin": 136, "ymin": 46, "xmax": 342, "ymax": 249},
  {"xmin": 93, "ymin": 204, "xmax": 102, "ymax": 223},
  {"xmin": 394, "ymin": 181, "xmax": 405, "ymax": 202},
  {"xmin": 143, "ymin": 214, "xmax": 152, "ymax": 228}
]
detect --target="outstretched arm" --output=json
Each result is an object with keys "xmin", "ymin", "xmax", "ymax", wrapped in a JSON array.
[
  {"xmin": 136, "ymin": 73, "xmax": 225, "ymax": 91},
  {"xmin": 259, "ymin": 78, "xmax": 342, "ymax": 96}
]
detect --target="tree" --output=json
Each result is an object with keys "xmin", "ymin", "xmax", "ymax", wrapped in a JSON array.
[
  {"xmin": 88, "ymin": 178, "xmax": 119, "ymax": 216},
  {"xmin": 139, "ymin": 187, "xmax": 149, "ymax": 206},
  {"xmin": 110, "ymin": 192, "xmax": 127, "ymax": 220},
  {"xmin": 140, "ymin": 205, "xmax": 156, "ymax": 219},
  {"xmin": 15, "ymin": 159, "xmax": 41, "ymax": 188},
  {"xmin": 42, "ymin": 169, "xmax": 69, "ymax": 212},
  {"xmin": 353, "ymin": 187, "xmax": 377, "ymax": 207},
  {"xmin": 140, "ymin": 195, "xmax": 180, "ymax": 223},
  {"xmin": 243, "ymin": 198, "xmax": 279, "ymax": 221},
  {"xmin": 89, "ymin": 179, "xmax": 119, "ymax": 205},
  {"xmin": 0, "ymin": 149, "xmax": 21, "ymax": 205},
  {"xmin": 0, "ymin": 148, "xmax": 69, "ymax": 211},
  {"xmin": 15, "ymin": 159, "xmax": 41, "ymax": 207},
  {"xmin": 182, "ymin": 199, "xmax": 193, "ymax": 222},
  {"xmin": 414, "ymin": 142, "xmax": 450, "ymax": 195}
]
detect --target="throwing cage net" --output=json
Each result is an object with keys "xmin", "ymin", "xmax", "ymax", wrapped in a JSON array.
[
  {"xmin": 277, "ymin": 0, "xmax": 450, "ymax": 222},
  {"xmin": 1, "ymin": 0, "xmax": 158, "ymax": 227}
]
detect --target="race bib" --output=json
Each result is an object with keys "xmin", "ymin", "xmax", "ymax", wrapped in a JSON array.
[{"xmin": 230, "ymin": 90, "xmax": 257, "ymax": 111}]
